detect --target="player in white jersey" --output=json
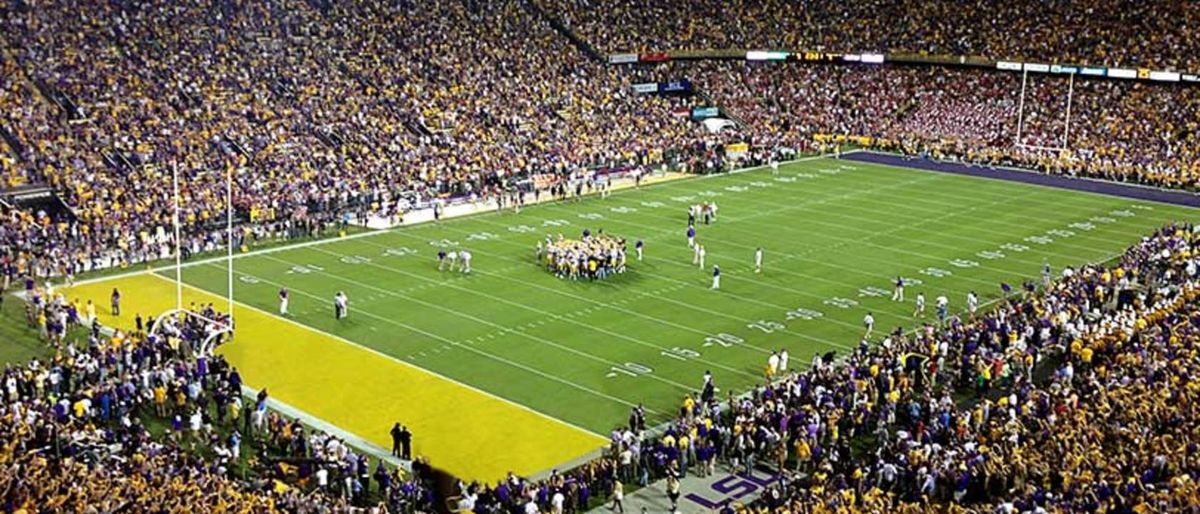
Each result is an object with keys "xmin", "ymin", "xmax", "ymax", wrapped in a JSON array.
[
  {"xmin": 460, "ymin": 250, "xmax": 472, "ymax": 273},
  {"xmin": 778, "ymin": 349, "xmax": 789, "ymax": 372},
  {"xmin": 967, "ymin": 291, "xmax": 978, "ymax": 317},
  {"xmin": 914, "ymin": 292, "xmax": 926, "ymax": 317},
  {"xmin": 446, "ymin": 250, "xmax": 458, "ymax": 272},
  {"xmin": 635, "ymin": 240, "xmax": 644, "ymax": 261},
  {"xmin": 936, "ymin": 295, "xmax": 949, "ymax": 324},
  {"xmin": 334, "ymin": 291, "xmax": 349, "ymax": 320},
  {"xmin": 863, "ymin": 312, "xmax": 875, "ymax": 338},
  {"xmin": 770, "ymin": 159, "xmax": 779, "ymax": 175},
  {"xmin": 754, "ymin": 247, "xmax": 763, "ymax": 273},
  {"xmin": 697, "ymin": 245, "xmax": 706, "ymax": 269},
  {"xmin": 279, "ymin": 288, "xmax": 289, "ymax": 316}
]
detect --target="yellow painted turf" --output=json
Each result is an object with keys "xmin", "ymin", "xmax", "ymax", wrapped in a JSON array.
[{"xmin": 64, "ymin": 273, "xmax": 605, "ymax": 482}]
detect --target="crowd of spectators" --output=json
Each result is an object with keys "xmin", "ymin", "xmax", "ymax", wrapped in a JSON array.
[
  {"xmin": 1, "ymin": 288, "xmax": 434, "ymax": 513},
  {"xmin": 538, "ymin": 0, "xmax": 1200, "ymax": 70},
  {"xmin": 0, "ymin": 0, "xmax": 725, "ymax": 278},
  {"xmin": 496, "ymin": 222, "xmax": 1195, "ymax": 514},
  {"xmin": 633, "ymin": 61, "xmax": 1200, "ymax": 189}
]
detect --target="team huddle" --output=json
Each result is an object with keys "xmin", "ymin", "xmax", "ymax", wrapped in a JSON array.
[{"xmin": 536, "ymin": 229, "xmax": 628, "ymax": 280}]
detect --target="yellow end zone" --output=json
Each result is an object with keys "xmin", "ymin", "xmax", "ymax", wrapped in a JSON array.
[{"xmin": 64, "ymin": 273, "xmax": 605, "ymax": 482}]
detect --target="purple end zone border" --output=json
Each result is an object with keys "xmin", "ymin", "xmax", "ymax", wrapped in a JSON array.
[{"xmin": 843, "ymin": 151, "xmax": 1200, "ymax": 209}]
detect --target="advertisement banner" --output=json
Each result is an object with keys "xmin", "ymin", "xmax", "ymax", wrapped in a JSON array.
[
  {"xmin": 746, "ymin": 51, "xmax": 788, "ymax": 61},
  {"xmin": 1107, "ymin": 68, "xmax": 1137, "ymax": 79},
  {"xmin": 1023, "ymin": 63, "xmax": 1050, "ymax": 73},
  {"xmin": 632, "ymin": 83, "xmax": 658, "ymax": 94},
  {"xmin": 860, "ymin": 53, "xmax": 885, "ymax": 64},
  {"xmin": 1050, "ymin": 65, "xmax": 1078, "ymax": 74},
  {"xmin": 690, "ymin": 107, "xmax": 719, "ymax": 120},
  {"xmin": 1149, "ymin": 71, "xmax": 1181, "ymax": 82},
  {"xmin": 1183, "ymin": 74, "xmax": 1199, "ymax": 82},
  {"xmin": 659, "ymin": 80, "xmax": 692, "ymax": 93},
  {"xmin": 1080, "ymin": 67, "xmax": 1107, "ymax": 76},
  {"xmin": 996, "ymin": 61, "xmax": 1022, "ymax": 71},
  {"xmin": 1137, "ymin": 68, "xmax": 1151, "ymax": 79},
  {"xmin": 608, "ymin": 53, "xmax": 638, "ymax": 64},
  {"xmin": 639, "ymin": 52, "xmax": 670, "ymax": 62}
]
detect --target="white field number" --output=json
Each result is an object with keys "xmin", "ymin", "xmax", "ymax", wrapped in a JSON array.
[
  {"xmin": 340, "ymin": 255, "xmax": 371, "ymax": 265},
  {"xmin": 824, "ymin": 297, "xmax": 858, "ymax": 309},
  {"xmin": 747, "ymin": 320, "xmax": 785, "ymax": 333},
  {"xmin": 785, "ymin": 308, "xmax": 823, "ymax": 321},
  {"xmin": 287, "ymin": 264, "xmax": 325, "ymax": 274},
  {"xmin": 703, "ymin": 333, "xmax": 744, "ymax": 347},
  {"xmin": 383, "ymin": 247, "xmax": 417, "ymax": 257},
  {"xmin": 608, "ymin": 362, "xmax": 653, "ymax": 378},
  {"xmin": 661, "ymin": 347, "xmax": 700, "ymax": 361}
]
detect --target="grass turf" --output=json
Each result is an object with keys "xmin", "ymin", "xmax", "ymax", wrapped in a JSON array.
[{"xmin": 72, "ymin": 157, "xmax": 1200, "ymax": 473}]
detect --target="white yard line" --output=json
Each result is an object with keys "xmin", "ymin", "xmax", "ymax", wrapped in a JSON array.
[
  {"xmin": 209, "ymin": 264, "xmax": 664, "ymax": 414},
  {"xmin": 149, "ymin": 274, "xmax": 614, "ymax": 439},
  {"xmin": 260, "ymin": 250, "xmax": 704, "ymax": 392},
  {"xmin": 67, "ymin": 154, "xmax": 835, "ymax": 290}
]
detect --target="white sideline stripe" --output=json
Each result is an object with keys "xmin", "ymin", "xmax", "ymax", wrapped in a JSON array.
[
  {"xmin": 68, "ymin": 154, "xmax": 836, "ymax": 291},
  {"xmin": 149, "ymin": 274, "xmax": 610, "ymax": 441}
]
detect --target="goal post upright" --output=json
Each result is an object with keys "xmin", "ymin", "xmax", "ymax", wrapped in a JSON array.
[
  {"xmin": 1062, "ymin": 71, "xmax": 1075, "ymax": 151},
  {"xmin": 1014, "ymin": 68, "xmax": 1029, "ymax": 146},
  {"xmin": 226, "ymin": 165, "xmax": 234, "ymax": 331},
  {"xmin": 172, "ymin": 160, "xmax": 183, "ymax": 312}
]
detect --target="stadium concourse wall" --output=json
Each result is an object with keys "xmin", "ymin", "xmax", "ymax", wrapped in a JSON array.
[{"xmin": 842, "ymin": 151, "xmax": 1200, "ymax": 209}]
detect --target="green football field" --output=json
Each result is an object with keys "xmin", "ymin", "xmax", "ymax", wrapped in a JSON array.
[{"xmin": 166, "ymin": 157, "xmax": 1199, "ymax": 434}]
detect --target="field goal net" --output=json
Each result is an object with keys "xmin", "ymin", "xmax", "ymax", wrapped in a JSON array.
[{"xmin": 150, "ymin": 308, "xmax": 233, "ymax": 358}]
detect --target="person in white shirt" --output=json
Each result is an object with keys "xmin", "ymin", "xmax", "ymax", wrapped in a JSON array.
[
  {"xmin": 279, "ymin": 288, "xmax": 289, "ymax": 315},
  {"xmin": 334, "ymin": 291, "xmax": 349, "ymax": 320},
  {"xmin": 967, "ymin": 291, "xmax": 979, "ymax": 317},
  {"xmin": 936, "ymin": 295, "xmax": 949, "ymax": 324},
  {"xmin": 754, "ymin": 247, "xmax": 763, "ymax": 273},
  {"xmin": 551, "ymin": 491, "xmax": 565, "ymax": 514},
  {"xmin": 863, "ymin": 312, "xmax": 875, "ymax": 338},
  {"xmin": 460, "ymin": 249, "xmax": 472, "ymax": 273},
  {"xmin": 697, "ymin": 245, "xmax": 706, "ymax": 269},
  {"xmin": 914, "ymin": 292, "xmax": 926, "ymax": 317},
  {"xmin": 767, "ymin": 351, "xmax": 780, "ymax": 378},
  {"xmin": 770, "ymin": 159, "xmax": 779, "ymax": 175},
  {"xmin": 779, "ymin": 349, "xmax": 789, "ymax": 372}
]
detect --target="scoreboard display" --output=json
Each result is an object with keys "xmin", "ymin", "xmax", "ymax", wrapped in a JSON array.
[{"xmin": 794, "ymin": 52, "xmax": 842, "ymax": 62}]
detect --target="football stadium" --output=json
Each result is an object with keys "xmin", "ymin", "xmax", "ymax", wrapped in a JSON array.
[{"xmin": 1, "ymin": 0, "xmax": 1198, "ymax": 512}]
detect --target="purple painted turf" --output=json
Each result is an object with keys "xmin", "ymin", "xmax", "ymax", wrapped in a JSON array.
[{"xmin": 843, "ymin": 151, "xmax": 1200, "ymax": 209}]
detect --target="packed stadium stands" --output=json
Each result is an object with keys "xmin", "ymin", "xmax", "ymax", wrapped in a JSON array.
[
  {"xmin": 481, "ymin": 223, "xmax": 1197, "ymax": 514},
  {"xmin": 537, "ymin": 0, "xmax": 1200, "ymax": 70},
  {"xmin": 3, "ymin": 294, "xmax": 433, "ymax": 512},
  {"xmin": 2, "ymin": 0, "xmax": 1200, "ymax": 511}
]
